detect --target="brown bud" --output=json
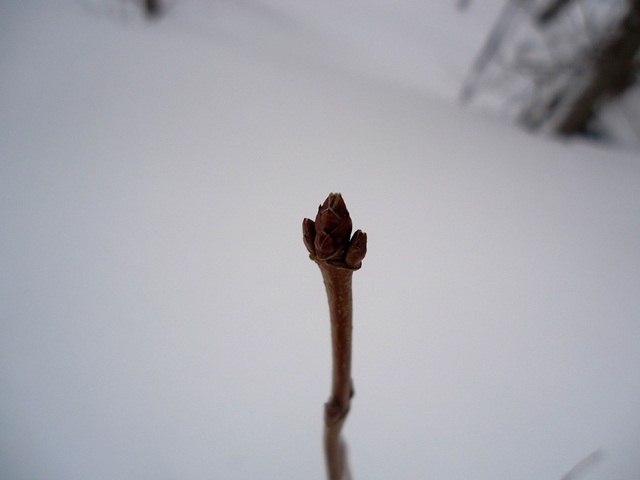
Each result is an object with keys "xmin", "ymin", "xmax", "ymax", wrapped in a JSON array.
[
  {"xmin": 345, "ymin": 230, "xmax": 367, "ymax": 268},
  {"xmin": 314, "ymin": 193, "xmax": 352, "ymax": 260},
  {"xmin": 302, "ymin": 218, "xmax": 316, "ymax": 255}
]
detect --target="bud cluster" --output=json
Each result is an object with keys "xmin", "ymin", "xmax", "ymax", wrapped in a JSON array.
[{"xmin": 303, "ymin": 193, "xmax": 367, "ymax": 269}]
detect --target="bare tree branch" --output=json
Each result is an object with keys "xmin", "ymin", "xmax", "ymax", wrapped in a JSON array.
[
  {"xmin": 538, "ymin": 0, "xmax": 575, "ymax": 25},
  {"xmin": 303, "ymin": 193, "xmax": 367, "ymax": 480}
]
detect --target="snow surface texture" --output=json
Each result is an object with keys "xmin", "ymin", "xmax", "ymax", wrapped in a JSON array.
[{"xmin": 1, "ymin": 1, "xmax": 639, "ymax": 480}]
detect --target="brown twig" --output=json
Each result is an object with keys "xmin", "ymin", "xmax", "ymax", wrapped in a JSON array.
[{"xmin": 303, "ymin": 193, "xmax": 367, "ymax": 480}]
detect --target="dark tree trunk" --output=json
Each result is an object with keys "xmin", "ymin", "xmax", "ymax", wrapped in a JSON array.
[{"xmin": 556, "ymin": 0, "xmax": 640, "ymax": 136}]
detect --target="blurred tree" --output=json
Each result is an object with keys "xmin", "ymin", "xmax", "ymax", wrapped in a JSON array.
[
  {"xmin": 461, "ymin": 0, "xmax": 640, "ymax": 143},
  {"xmin": 554, "ymin": 0, "xmax": 640, "ymax": 135}
]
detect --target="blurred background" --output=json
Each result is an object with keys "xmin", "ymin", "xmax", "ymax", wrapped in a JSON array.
[{"xmin": 1, "ymin": 1, "xmax": 639, "ymax": 479}]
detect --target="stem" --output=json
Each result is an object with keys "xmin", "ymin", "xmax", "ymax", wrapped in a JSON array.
[
  {"xmin": 319, "ymin": 264, "xmax": 355, "ymax": 480},
  {"xmin": 303, "ymin": 193, "xmax": 367, "ymax": 480},
  {"xmin": 320, "ymin": 265, "xmax": 354, "ymax": 425}
]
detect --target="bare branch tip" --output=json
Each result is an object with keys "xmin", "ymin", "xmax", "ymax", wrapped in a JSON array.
[{"xmin": 304, "ymin": 193, "xmax": 366, "ymax": 269}]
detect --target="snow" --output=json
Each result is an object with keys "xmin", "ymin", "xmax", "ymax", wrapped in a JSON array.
[{"xmin": 1, "ymin": 1, "xmax": 639, "ymax": 480}]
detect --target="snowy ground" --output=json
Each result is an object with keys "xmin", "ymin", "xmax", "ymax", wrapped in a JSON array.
[{"xmin": 1, "ymin": 1, "xmax": 639, "ymax": 480}]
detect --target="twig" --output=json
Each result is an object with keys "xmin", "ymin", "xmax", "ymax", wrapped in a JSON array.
[{"xmin": 303, "ymin": 193, "xmax": 367, "ymax": 480}]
